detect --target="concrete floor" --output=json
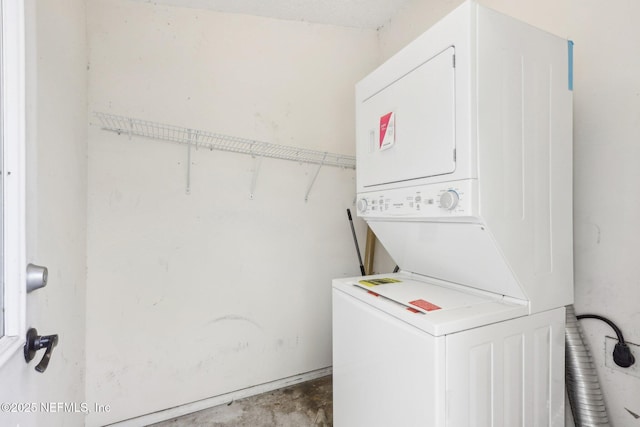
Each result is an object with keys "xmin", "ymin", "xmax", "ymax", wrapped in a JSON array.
[{"xmin": 150, "ymin": 375, "xmax": 333, "ymax": 427}]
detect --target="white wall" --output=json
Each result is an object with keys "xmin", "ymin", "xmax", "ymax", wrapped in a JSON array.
[
  {"xmin": 85, "ymin": 1, "xmax": 377, "ymax": 424},
  {"xmin": 571, "ymin": 1, "xmax": 640, "ymax": 425},
  {"xmin": 0, "ymin": 0, "xmax": 88, "ymax": 426},
  {"xmin": 378, "ymin": 1, "xmax": 640, "ymax": 425}
]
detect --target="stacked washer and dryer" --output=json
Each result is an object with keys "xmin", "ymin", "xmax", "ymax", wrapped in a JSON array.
[{"xmin": 332, "ymin": 1, "xmax": 574, "ymax": 426}]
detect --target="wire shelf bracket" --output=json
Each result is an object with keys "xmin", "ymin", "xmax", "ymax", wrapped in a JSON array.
[
  {"xmin": 94, "ymin": 112, "xmax": 356, "ymax": 200},
  {"xmin": 305, "ymin": 152, "xmax": 327, "ymax": 202},
  {"xmin": 249, "ymin": 155, "xmax": 263, "ymax": 200}
]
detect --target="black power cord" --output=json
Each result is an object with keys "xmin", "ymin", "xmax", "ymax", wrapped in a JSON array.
[{"xmin": 577, "ymin": 314, "xmax": 636, "ymax": 368}]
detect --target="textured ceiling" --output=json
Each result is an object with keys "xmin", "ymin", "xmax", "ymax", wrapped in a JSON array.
[{"xmin": 133, "ymin": 0, "xmax": 412, "ymax": 29}]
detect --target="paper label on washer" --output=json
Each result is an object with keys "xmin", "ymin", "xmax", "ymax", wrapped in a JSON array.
[
  {"xmin": 379, "ymin": 112, "xmax": 395, "ymax": 150},
  {"xmin": 409, "ymin": 299, "xmax": 441, "ymax": 312},
  {"xmin": 358, "ymin": 278, "xmax": 401, "ymax": 287}
]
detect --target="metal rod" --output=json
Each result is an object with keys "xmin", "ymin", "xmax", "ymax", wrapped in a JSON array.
[{"xmin": 347, "ymin": 209, "xmax": 366, "ymax": 276}]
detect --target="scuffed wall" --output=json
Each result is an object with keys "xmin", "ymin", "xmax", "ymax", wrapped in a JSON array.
[{"xmin": 85, "ymin": 1, "xmax": 377, "ymax": 424}]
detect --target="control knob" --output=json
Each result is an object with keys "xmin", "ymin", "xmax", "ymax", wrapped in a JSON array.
[
  {"xmin": 357, "ymin": 198, "xmax": 368, "ymax": 213},
  {"xmin": 439, "ymin": 190, "xmax": 459, "ymax": 210}
]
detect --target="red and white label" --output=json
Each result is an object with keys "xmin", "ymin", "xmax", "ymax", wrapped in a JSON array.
[
  {"xmin": 409, "ymin": 299, "xmax": 441, "ymax": 312},
  {"xmin": 379, "ymin": 112, "xmax": 395, "ymax": 150}
]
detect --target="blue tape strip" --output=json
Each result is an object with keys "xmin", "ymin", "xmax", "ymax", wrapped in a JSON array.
[{"xmin": 568, "ymin": 40, "xmax": 574, "ymax": 91}]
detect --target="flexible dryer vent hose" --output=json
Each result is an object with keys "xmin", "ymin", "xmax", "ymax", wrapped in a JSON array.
[{"xmin": 566, "ymin": 305, "xmax": 610, "ymax": 426}]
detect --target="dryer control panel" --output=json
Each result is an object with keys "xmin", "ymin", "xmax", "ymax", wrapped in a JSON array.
[{"xmin": 357, "ymin": 179, "xmax": 478, "ymax": 220}]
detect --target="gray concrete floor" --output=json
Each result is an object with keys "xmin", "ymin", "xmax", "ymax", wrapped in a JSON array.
[{"xmin": 150, "ymin": 375, "xmax": 333, "ymax": 427}]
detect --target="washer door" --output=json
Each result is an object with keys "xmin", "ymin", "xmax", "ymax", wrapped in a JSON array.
[{"xmin": 332, "ymin": 288, "xmax": 446, "ymax": 426}]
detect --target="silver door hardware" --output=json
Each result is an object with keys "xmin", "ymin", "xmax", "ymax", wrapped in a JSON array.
[{"xmin": 26, "ymin": 263, "xmax": 48, "ymax": 293}]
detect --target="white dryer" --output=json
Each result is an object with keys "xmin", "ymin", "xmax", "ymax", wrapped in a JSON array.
[{"xmin": 332, "ymin": 1, "xmax": 574, "ymax": 426}]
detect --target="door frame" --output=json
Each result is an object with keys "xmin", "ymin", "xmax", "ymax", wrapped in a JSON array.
[{"xmin": 0, "ymin": 0, "xmax": 27, "ymax": 367}]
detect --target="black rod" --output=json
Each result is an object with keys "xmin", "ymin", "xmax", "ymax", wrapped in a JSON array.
[{"xmin": 347, "ymin": 209, "xmax": 366, "ymax": 276}]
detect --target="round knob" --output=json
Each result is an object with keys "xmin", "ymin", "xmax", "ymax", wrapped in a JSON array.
[
  {"xmin": 357, "ymin": 198, "xmax": 368, "ymax": 213},
  {"xmin": 439, "ymin": 190, "xmax": 459, "ymax": 210}
]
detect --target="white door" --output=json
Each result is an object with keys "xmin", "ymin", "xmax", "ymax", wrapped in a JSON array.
[
  {"xmin": 357, "ymin": 47, "xmax": 457, "ymax": 189},
  {"xmin": 0, "ymin": 1, "xmax": 36, "ymax": 424},
  {"xmin": 0, "ymin": 1, "xmax": 88, "ymax": 426}
]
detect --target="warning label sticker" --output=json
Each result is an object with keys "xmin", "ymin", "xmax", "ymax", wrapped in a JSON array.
[
  {"xmin": 379, "ymin": 112, "xmax": 395, "ymax": 150},
  {"xmin": 358, "ymin": 278, "xmax": 402, "ymax": 287},
  {"xmin": 409, "ymin": 299, "xmax": 442, "ymax": 312}
]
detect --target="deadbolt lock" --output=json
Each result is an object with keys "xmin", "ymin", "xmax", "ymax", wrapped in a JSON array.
[{"xmin": 26, "ymin": 263, "xmax": 48, "ymax": 293}]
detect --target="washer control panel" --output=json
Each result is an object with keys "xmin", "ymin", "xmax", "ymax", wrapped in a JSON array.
[{"xmin": 357, "ymin": 180, "xmax": 477, "ymax": 219}]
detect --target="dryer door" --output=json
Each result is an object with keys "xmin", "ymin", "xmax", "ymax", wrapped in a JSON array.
[{"xmin": 357, "ymin": 47, "xmax": 456, "ymax": 189}]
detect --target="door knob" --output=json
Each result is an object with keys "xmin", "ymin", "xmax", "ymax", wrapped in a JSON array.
[{"xmin": 24, "ymin": 328, "xmax": 58, "ymax": 373}]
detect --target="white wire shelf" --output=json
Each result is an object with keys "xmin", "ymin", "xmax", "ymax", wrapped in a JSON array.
[{"xmin": 94, "ymin": 112, "xmax": 356, "ymax": 169}]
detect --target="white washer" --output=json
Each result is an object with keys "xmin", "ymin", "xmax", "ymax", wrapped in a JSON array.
[
  {"xmin": 333, "ymin": 274, "xmax": 565, "ymax": 426},
  {"xmin": 333, "ymin": 1, "xmax": 574, "ymax": 426}
]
